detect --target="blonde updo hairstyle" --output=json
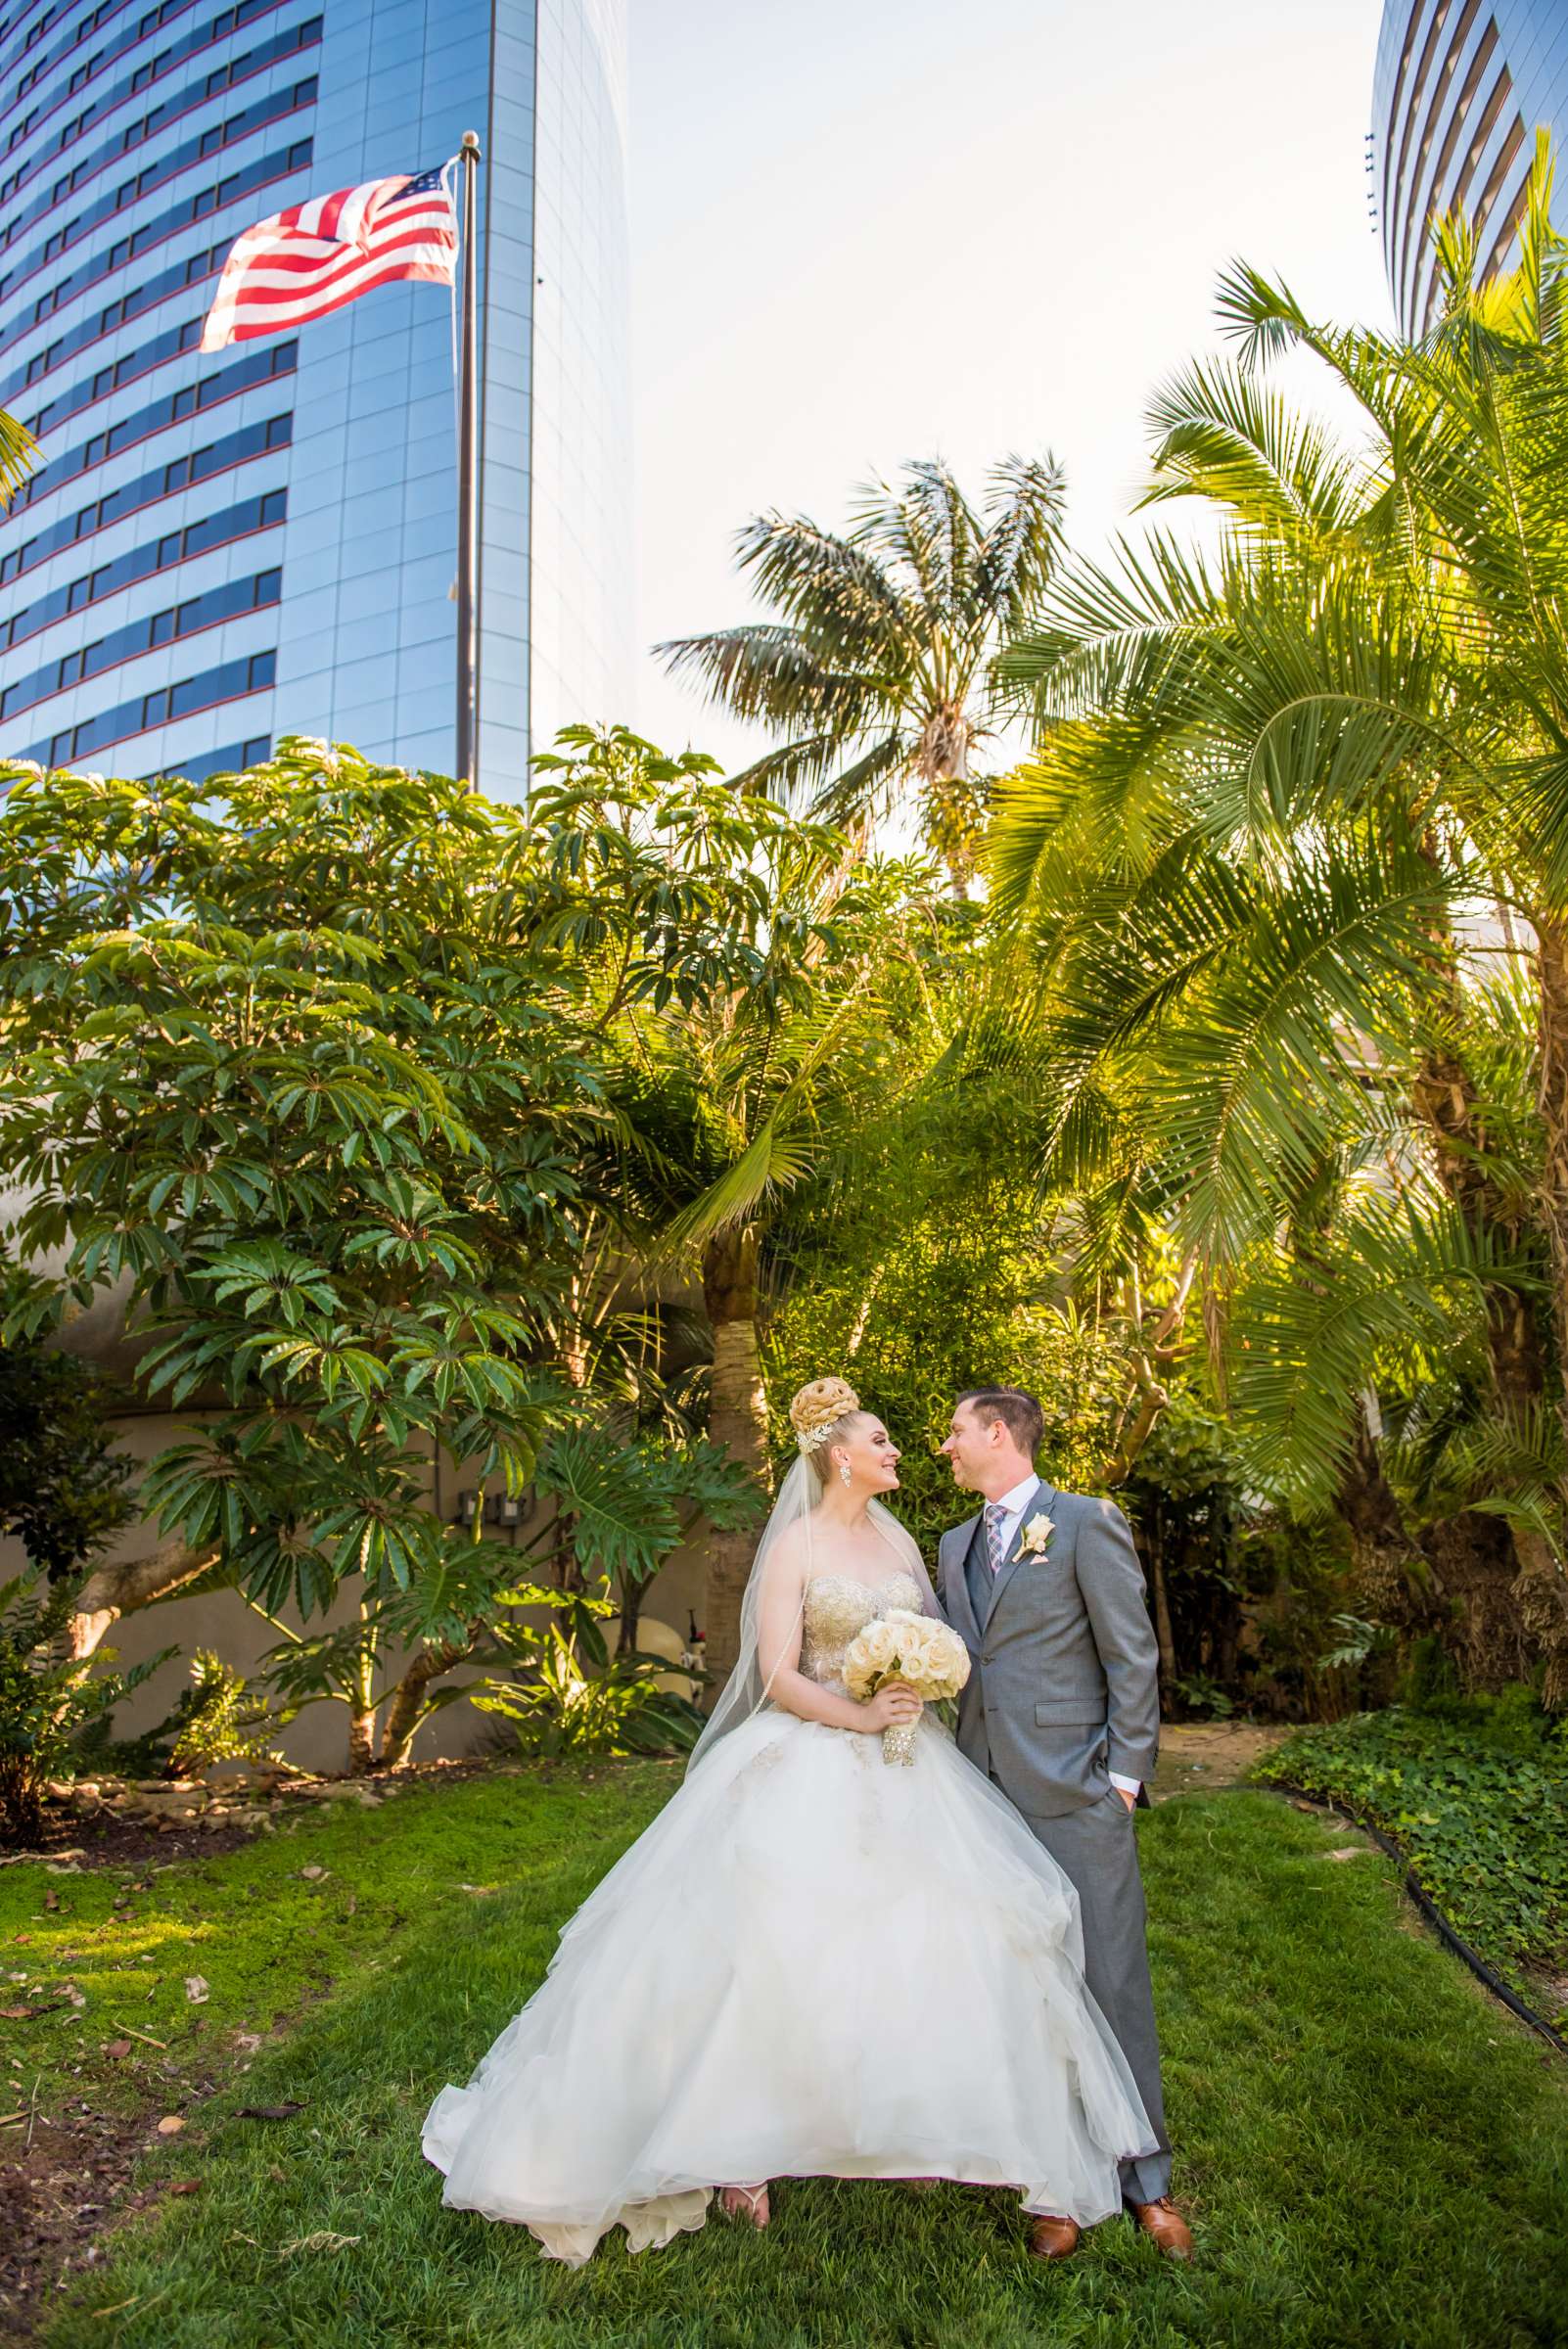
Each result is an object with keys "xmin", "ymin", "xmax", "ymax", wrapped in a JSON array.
[{"xmin": 789, "ymin": 1375, "xmax": 869, "ymax": 1486}]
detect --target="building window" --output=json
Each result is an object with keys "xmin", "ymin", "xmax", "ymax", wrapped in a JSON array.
[
  {"xmin": 0, "ymin": 569, "xmax": 287, "ymax": 725},
  {"xmin": 3, "ymin": 487, "xmax": 287, "ymax": 649}
]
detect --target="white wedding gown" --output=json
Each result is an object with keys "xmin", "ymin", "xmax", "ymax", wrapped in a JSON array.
[{"xmin": 423, "ymin": 1570, "xmax": 1158, "ymax": 2264}]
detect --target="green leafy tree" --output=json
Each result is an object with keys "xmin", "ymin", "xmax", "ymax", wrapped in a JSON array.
[
  {"xmin": 765, "ymin": 1153, "xmax": 1143, "ymax": 1548},
  {"xmin": 0, "ymin": 733, "xmax": 801, "ymax": 1760},
  {"xmin": 529, "ymin": 726, "xmax": 942, "ymax": 1683},
  {"xmin": 0, "ymin": 747, "xmax": 611, "ymax": 1768}
]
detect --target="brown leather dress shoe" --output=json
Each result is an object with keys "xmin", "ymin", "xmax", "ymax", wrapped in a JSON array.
[
  {"xmin": 1131, "ymin": 2196, "xmax": 1193, "ymax": 2259},
  {"xmin": 1028, "ymin": 2214, "xmax": 1081, "ymax": 2260}
]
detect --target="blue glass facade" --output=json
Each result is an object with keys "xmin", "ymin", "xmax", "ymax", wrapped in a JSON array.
[
  {"xmin": 1373, "ymin": 0, "xmax": 1568, "ymax": 337},
  {"xmin": 0, "ymin": 0, "xmax": 631, "ymax": 800}
]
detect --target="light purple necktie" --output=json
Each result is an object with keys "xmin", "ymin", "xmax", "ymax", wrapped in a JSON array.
[{"xmin": 984, "ymin": 1501, "xmax": 1008, "ymax": 1574}]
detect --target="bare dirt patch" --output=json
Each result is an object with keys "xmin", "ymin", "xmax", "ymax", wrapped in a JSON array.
[
  {"xmin": 0, "ymin": 2045, "xmax": 251, "ymax": 2343},
  {"xmin": 1150, "ymin": 1721, "xmax": 1286, "ymax": 1801}
]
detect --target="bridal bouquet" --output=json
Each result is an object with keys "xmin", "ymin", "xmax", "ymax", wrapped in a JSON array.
[{"xmin": 842, "ymin": 1609, "xmax": 971, "ymax": 1766}]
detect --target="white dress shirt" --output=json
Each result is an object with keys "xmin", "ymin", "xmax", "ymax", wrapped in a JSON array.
[{"xmin": 982, "ymin": 1474, "xmax": 1141, "ymax": 1801}]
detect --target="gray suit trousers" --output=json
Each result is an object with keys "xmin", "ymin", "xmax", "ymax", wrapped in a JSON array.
[
  {"xmin": 942, "ymin": 1486, "xmax": 1172, "ymax": 2207},
  {"xmin": 1012, "ymin": 1781, "xmax": 1172, "ymax": 2205}
]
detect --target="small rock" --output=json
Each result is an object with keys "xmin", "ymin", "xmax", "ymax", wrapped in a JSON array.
[
  {"xmin": 299, "ymin": 1865, "xmax": 328, "ymax": 1882},
  {"xmin": 156, "ymin": 2114, "xmax": 185, "ymax": 2136}
]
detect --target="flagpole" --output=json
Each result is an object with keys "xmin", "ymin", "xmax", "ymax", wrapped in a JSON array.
[{"xmin": 455, "ymin": 129, "xmax": 482, "ymax": 791}]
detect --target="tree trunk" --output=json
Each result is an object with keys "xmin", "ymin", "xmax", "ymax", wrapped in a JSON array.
[
  {"xmin": 1407, "ymin": 910, "xmax": 1568, "ymax": 1698},
  {"xmin": 346, "ymin": 1706, "xmax": 377, "ymax": 1774},
  {"xmin": 1527, "ymin": 914, "xmax": 1568, "ymax": 1703},
  {"xmin": 618, "ymin": 1573, "xmax": 645, "ymax": 1656},
  {"xmin": 346, "ymin": 1615, "xmax": 377, "ymax": 1774},
  {"xmin": 379, "ymin": 1636, "xmax": 470, "ymax": 1770},
  {"xmin": 1334, "ymin": 1411, "xmax": 1438, "ymax": 1627},
  {"xmin": 1335, "ymin": 1409, "xmax": 1526, "ymax": 1687},
  {"xmin": 701, "ymin": 1223, "xmax": 771, "ymax": 1692},
  {"xmin": 68, "ymin": 1540, "xmax": 219, "ymax": 1665},
  {"xmin": 1147, "ymin": 1510, "xmax": 1177, "ymax": 1690}
]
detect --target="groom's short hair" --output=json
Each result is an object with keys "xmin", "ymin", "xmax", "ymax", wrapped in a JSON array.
[{"xmin": 957, "ymin": 1387, "xmax": 1043, "ymax": 1460}]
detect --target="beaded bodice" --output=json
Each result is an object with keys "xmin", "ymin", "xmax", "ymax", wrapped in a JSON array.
[{"xmin": 799, "ymin": 1571, "xmax": 926, "ymax": 1694}]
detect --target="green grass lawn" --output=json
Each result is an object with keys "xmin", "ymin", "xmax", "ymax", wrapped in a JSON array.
[{"xmin": 6, "ymin": 1769, "xmax": 1566, "ymax": 2349}]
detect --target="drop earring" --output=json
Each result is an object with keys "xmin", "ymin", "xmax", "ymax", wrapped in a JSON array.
[{"xmin": 839, "ymin": 1459, "xmax": 852, "ymax": 1486}]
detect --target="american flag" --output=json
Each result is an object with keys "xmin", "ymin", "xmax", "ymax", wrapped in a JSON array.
[{"xmin": 199, "ymin": 163, "xmax": 457, "ymax": 352}]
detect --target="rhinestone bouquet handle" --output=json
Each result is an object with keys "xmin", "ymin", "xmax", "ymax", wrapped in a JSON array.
[{"xmin": 882, "ymin": 1700, "xmax": 920, "ymax": 1768}]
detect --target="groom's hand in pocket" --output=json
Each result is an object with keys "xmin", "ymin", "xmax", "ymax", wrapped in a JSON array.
[{"xmin": 1115, "ymin": 1786, "xmax": 1138, "ymax": 1813}]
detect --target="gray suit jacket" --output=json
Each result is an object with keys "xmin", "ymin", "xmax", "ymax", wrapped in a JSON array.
[{"xmin": 937, "ymin": 1481, "xmax": 1160, "ymax": 1819}]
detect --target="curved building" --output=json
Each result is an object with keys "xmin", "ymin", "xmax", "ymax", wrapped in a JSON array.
[
  {"xmin": 0, "ymin": 0, "xmax": 632, "ymax": 800},
  {"xmin": 1373, "ymin": 0, "xmax": 1568, "ymax": 338}
]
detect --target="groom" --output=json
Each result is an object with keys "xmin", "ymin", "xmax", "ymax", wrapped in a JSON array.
[{"xmin": 937, "ymin": 1387, "xmax": 1192, "ymax": 2263}]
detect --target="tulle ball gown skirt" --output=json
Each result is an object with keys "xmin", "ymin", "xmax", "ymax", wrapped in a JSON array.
[{"xmin": 422, "ymin": 1709, "xmax": 1158, "ymax": 2265}]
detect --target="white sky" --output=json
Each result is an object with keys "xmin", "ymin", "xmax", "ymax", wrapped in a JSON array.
[{"xmin": 626, "ymin": 0, "xmax": 1393, "ymax": 775}]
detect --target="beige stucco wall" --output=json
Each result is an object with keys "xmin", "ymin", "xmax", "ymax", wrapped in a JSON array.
[{"xmin": 0, "ymin": 1395, "xmax": 713, "ymax": 1773}]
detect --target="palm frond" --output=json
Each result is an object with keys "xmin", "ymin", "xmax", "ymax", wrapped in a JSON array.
[
  {"xmin": 732, "ymin": 511, "xmax": 910, "ymax": 670},
  {"xmin": 852, "ymin": 460, "xmax": 980, "ymax": 622},
  {"xmin": 1230, "ymin": 1194, "xmax": 1537, "ymax": 1508},
  {"xmin": 0, "ymin": 408, "xmax": 40, "ymax": 507},
  {"xmin": 974, "ymin": 452, "xmax": 1068, "ymax": 632},
  {"xmin": 1140, "ymin": 355, "xmax": 1371, "ymax": 540},
  {"xmin": 654, "ymin": 623, "xmax": 884, "ymax": 734},
  {"xmin": 805, "ymin": 731, "xmax": 910, "ymax": 833}
]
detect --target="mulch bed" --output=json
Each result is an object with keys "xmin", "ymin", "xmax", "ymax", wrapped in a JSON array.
[{"xmin": 2, "ymin": 1816, "xmax": 265, "ymax": 1873}]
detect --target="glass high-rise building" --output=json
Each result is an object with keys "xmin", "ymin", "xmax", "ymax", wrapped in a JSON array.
[
  {"xmin": 0, "ymin": 0, "xmax": 631, "ymax": 800},
  {"xmin": 1372, "ymin": 0, "xmax": 1568, "ymax": 339}
]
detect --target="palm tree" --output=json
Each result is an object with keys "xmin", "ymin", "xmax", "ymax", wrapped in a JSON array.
[
  {"xmin": 657, "ymin": 456, "xmax": 1066, "ymax": 885},
  {"xmin": 991, "ymin": 137, "xmax": 1568, "ymax": 1698}
]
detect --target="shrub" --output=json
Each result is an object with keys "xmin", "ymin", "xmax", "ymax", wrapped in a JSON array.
[
  {"xmin": 0, "ymin": 1306, "xmax": 135, "ymax": 1578},
  {"xmin": 0, "ymin": 1572, "xmax": 168, "ymax": 1842}
]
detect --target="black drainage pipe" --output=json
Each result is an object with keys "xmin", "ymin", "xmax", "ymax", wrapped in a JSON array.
[{"xmin": 1264, "ymin": 1780, "xmax": 1568, "ymax": 2059}]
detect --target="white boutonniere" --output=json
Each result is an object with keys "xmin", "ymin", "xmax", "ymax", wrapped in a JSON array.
[{"xmin": 1018, "ymin": 1511, "xmax": 1055, "ymax": 1558}]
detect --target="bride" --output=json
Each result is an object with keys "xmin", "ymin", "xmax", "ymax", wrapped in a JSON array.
[{"xmin": 422, "ymin": 1375, "xmax": 1158, "ymax": 2265}]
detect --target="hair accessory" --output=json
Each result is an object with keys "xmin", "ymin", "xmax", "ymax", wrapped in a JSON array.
[{"xmin": 789, "ymin": 1375, "xmax": 860, "ymax": 1454}]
